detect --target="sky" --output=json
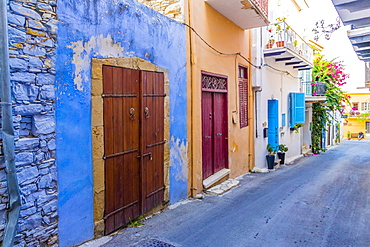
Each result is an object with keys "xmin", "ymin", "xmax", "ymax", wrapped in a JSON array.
[{"xmin": 288, "ymin": 0, "xmax": 367, "ymax": 93}]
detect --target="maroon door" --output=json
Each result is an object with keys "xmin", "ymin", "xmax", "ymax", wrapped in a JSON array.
[
  {"xmin": 103, "ymin": 66, "xmax": 165, "ymax": 234},
  {"xmin": 201, "ymin": 72, "xmax": 228, "ymax": 180},
  {"xmin": 201, "ymin": 92, "xmax": 214, "ymax": 179}
]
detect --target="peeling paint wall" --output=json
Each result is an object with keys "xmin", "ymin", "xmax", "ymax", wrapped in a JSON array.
[
  {"xmin": 56, "ymin": 0, "xmax": 187, "ymax": 246},
  {"xmin": 170, "ymin": 136, "xmax": 188, "ymax": 202}
]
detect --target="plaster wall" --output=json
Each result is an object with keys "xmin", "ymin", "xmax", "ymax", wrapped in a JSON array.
[
  {"xmin": 254, "ymin": 58, "xmax": 302, "ymax": 170},
  {"xmin": 56, "ymin": 0, "xmax": 187, "ymax": 246},
  {"xmin": 189, "ymin": 2, "xmax": 253, "ymax": 193},
  {"xmin": 344, "ymin": 119, "xmax": 366, "ymax": 136},
  {"xmin": 302, "ymin": 105, "xmax": 312, "ymax": 148}
]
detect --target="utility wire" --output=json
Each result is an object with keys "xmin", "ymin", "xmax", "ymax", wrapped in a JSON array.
[
  {"xmin": 183, "ymin": 23, "xmax": 304, "ymax": 78},
  {"xmin": 264, "ymin": 63, "xmax": 302, "ymax": 79},
  {"xmin": 183, "ymin": 23, "xmax": 262, "ymax": 69}
]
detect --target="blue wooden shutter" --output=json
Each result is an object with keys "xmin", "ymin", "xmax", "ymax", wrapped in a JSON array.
[
  {"xmin": 290, "ymin": 92, "xmax": 305, "ymax": 127},
  {"xmin": 268, "ymin": 100, "xmax": 279, "ymax": 149},
  {"xmin": 295, "ymin": 93, "xmax": 305, "ymax": 124}
]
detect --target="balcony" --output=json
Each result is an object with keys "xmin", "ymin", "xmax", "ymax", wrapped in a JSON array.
[
  {"xmin": 205, "ymin": 0, "xmax": 269, "ymax": 30},
  {"xmin": 331, "ymin": 0, "xmax": 370, "ymax": 62},
  {"xmin": 302, "ymin": 82, "xmax": 326, "ymax": 103},
  {"xmin": 348, "ymin": 110, "xmax": 361, "ymax": 118},
  {"xmin": 263, "ymin": 22, "xmax": 313, "ymax": 70}
]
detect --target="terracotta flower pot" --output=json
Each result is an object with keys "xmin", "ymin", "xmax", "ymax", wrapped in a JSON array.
[
  {"xmin": 266, "ymin": 44, "xmax": 273, "ymax": 49},
  {"xmin": 276, "ymin": 41, "xmax": 285, "ymax": 47}
]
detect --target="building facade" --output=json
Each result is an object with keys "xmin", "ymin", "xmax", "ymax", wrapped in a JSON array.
[
  {"xmin": 139, "ymin": 0, "xmax": 269, "ymax": 194},
  {"xmin": 252, "ymin": 0, "xmax": 315, "ymax": 171},
  {"xmin": 343, "ymin": 92, "xmax": 370, "ymax": 138}
]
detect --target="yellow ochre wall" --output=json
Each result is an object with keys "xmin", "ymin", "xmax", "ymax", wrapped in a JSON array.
[
  {"xmin": 343, "ymin": 93, "xmax": 370, "ymax": 138},
  {"xmin": 187, "ymin": 1, "xmax": 254, "ymax": 195}
]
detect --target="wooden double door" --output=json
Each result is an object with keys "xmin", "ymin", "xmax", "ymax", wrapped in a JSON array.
[
  {"xmin": 201, "ymin": 90, "xmax": 228, "ymax": 180},
  {"xmin": 103, "ymin": 66, "xmax": 165, "ymax": 234}
]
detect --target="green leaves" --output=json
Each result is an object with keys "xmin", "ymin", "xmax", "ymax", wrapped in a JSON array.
[{"xmin": 311, "ymin": 54, "xmax": 349, "ymax": 153}]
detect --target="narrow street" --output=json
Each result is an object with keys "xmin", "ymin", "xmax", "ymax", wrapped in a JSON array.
[{"xmin": 98, "ymin": 140, "xmax": 370, "ymax": 247}]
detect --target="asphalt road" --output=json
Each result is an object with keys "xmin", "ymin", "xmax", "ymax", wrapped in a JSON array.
[{"xmin": 101, "ymin": 140, "xmax": 370, "ymax": 247}]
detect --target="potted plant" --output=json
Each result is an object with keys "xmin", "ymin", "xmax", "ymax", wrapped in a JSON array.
[
  {"xmin": 290, "ymin": 124, "xmax": 302, "ymax": 133},
  {"xmin": 277, "ymin": 144, "xmax": 288, "ymax": 165},
  {"xmin": 347, "ymin": 131, "xmax": 351, "ymax": 140},
  {"xmin": 293, "ymin": 39, "xmax": 298, "ymax": 47},
  {"xmin": 266, "ymin": 144, "xmax": 276, "ymax": 169},
  {"xmin": 266, "ymin": 28, "xmax": 275, "ymax": 49},
  {"xmin": 274, "ymin": 17, "xmax": 289, "ymax": 47}
]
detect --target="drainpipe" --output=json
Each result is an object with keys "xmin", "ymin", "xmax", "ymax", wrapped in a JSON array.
[
  {"xmin": 187, "ymin": 0, "xmax": 196, "ymax": 197},
  {"xmin": 0, "ymin": 1, "xmax": 21, "ymax": 246}
]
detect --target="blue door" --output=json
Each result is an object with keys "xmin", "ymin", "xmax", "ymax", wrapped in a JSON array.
[{"xmin": 268, "ymin": 100, "xmax": 279, "ymax": 149}]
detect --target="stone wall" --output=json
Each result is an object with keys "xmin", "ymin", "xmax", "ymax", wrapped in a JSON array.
[
  {"xmin": 137, "ymin": 0, "xmax": 185, "ymax": 22},
  {"xmin": 1, "ymin": 0, "xmax": 58, "ymax": 245}
]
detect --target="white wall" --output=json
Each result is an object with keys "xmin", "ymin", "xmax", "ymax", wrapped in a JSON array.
[
  {"xmin": 253, "ymin": 0, "xmax": 309, "ymax": 170},
  {"xmin": 254, "ymin": 55, "xmax": 303, "ymax": 169}
]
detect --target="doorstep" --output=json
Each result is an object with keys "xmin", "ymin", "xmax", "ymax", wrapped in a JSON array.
[{"xmin": 203, "ymin": 168, "xmax": 230, "ymax": 189}]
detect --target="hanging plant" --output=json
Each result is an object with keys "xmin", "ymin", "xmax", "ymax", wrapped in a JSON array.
[{"xmin": 311, "ymin": 54, "xmax": 350, "ymax": 154}]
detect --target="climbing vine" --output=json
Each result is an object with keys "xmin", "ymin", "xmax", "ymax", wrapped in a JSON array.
[{"xmin": 311, "ymin": 55, "xmax": 350, "ymax": 153}]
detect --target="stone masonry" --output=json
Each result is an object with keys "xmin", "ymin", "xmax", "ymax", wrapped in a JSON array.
[
  {"xmin": 137, "ymin": 0, "xmax": 185, "ymax": 22},
  {"xmin": 0, "ymin": 0, "xmax": 58, "ymax": 246}
]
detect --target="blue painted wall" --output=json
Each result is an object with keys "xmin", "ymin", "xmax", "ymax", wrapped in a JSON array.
[{"xmin": 56, "ymin": 0, "xmax": 187, "ymax": 246}]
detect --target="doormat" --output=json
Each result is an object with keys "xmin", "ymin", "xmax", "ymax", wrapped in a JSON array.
[{"xmin": 137, "ymin": 239, "xmax": 175, "ymax": 247}]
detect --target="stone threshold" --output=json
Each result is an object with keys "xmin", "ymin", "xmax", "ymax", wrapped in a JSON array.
[{"xmin": 203, "ymin": 168, "xmax": 230, "ymax": 189}]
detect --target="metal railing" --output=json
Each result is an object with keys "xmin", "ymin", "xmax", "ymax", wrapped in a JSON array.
[
  {"xmin": 265, "ymin": 21, "xmax": 313, "ymax": 63},
  {"xmin": 251, "ymin": 0, "xmax": 268, "ymax": 19},
  {"xmin": 302, "ymin": 82, "xmax": 326, "ymax": 96}
]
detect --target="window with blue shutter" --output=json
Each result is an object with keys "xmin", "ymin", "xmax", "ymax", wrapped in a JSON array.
[
  {"xmin": 268, "ymin": 100, "xmax": 279, "ymax": 149},
  {"xmin": 289, "ymin": 92, "xmax": 305, "ymax": 127},
  {"xmin": 282, "ymin": 113, "xmax": 286, "ymax": 127}
]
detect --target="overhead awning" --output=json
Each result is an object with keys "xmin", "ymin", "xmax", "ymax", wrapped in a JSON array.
[
  {"xmin": 348, "ymin": 26, "xmax": 370, "ymax": 62},
  {"xmin": 205, "ymin": 0, "xmax": 269, "ymax": 30},
  {"xmin": 331, "ymin": 0, "xmax": 370, "ymax": 28}
]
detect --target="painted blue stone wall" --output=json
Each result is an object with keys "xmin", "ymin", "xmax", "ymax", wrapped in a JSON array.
[{"xmin": 56, "ymin": 0, "xmax": 187, "ymax": 245}]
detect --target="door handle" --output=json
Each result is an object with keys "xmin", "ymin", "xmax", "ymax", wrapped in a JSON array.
[
  {"xmin": 216, "ymin": 133, "xmax": 222, "ymax": 136},
  {"xmin": 129, "ymin": 107, "xmax": 135, "ymax": 120},
  {"xmin": 144, "ymin": 107, "xmax": 150, "ymax": 118},
  {"xmin": 205, "ymin": 136, "xmax": 211, "ymax": 139}
]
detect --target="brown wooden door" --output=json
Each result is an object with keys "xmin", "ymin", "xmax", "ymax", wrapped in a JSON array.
[
  {"xmin": 201, "ymin": 91, "xmax": 228, "ymax": 180},
  {"xmin": 103, "ymin": 66, "xmax": 164, "ymax": 234},
  {"xmin": 141, "ymin": 71, "xmax": 165, "ymax": 213}
]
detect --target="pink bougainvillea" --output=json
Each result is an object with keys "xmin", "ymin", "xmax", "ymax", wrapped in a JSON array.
[{"xmin": 312, "ymin": 54, "xmax": 351, "ymax": 111}]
